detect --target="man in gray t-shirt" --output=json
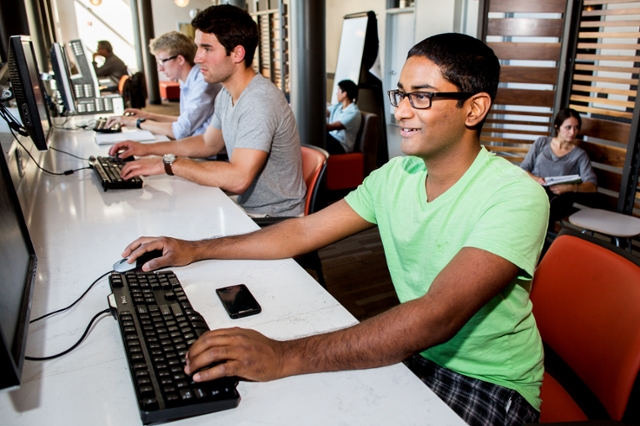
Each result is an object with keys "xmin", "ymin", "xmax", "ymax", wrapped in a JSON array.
[
  {"xmin": 108, "ymin": 5, "xmax": 305, "ymax": 217},
  {"xmin": 211, "ymin": 75, "xmax": 304, "ymax": 216}
]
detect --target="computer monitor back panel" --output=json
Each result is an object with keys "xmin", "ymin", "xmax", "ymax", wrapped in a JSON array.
[
  {"xmin": 0, "ymin": 148, "xmax": 38, "ymax": 392},
  {"xmin": 67, "ymin": 40, "xmax": 100, "ymax": 99},
  {"xmin": 50, "ymin": 42, "xmax": 76, "ymax": 114},
  {"xmin": 7, "ymin": 35, "xmax": 53, "ymax": 151}
]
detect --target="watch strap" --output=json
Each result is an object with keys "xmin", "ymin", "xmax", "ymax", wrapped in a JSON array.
[{"xmin": 163, "ymin": 155, "xmax": 175, "ymax": 176}]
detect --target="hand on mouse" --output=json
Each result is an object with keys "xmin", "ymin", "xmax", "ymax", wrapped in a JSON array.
[{"xmin": 122, "ymin": 236, "xmax": 201, "ymax": 271}]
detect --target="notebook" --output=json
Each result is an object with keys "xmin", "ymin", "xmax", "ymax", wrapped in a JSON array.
[
  {"xmin": 543, "ymin": 174, "xmax": 581, "ymax": 186},
  {"xmin": 94, "ymin": 130, "xmax": 156, "ymax": 145}
]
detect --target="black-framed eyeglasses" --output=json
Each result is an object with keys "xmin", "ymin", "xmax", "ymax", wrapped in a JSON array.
[
  {"xmin": 387, "ymin": 90, "xmax": 474, "ymax": 109},
  {"xmin": 157, "ymin": 55, "xmax": 178, "ymax": 66}
]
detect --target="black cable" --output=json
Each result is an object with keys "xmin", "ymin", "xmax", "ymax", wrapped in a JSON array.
[
  {"xmin": 49, "ymin": 146, "xmax": 91, "ymax": 161},
  {"xmin": 0, "ymin": 104, "xmax": 93, "ymax": 175},
  {"xmin": 30, "ymin": 270, "xmax": 112, "ymax": 323},
  {"xmin": 25, "ymin": 308, "xmax": 111, "ymax": 361}
]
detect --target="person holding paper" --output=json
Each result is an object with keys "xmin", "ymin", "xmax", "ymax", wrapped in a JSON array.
[{"xmin": 520, "ymin": 107, "xmax": 597, "ymax": 230}]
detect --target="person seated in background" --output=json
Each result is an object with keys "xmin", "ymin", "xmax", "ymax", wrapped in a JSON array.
[
  {"xmin": 326, "ymin": 79, "xmax": 362, "ymax": 154},
  {"xmin": 92, "ymin": 40, "xmax": 128, "ymax": 86},
  {"xmin": 107, "ymin": 31, "xmax": 221, "ymax": 140},
  {"xmin": 120, "ymin": 33, "xmax": 549, "ymax": 426},
  {"xmin": 109, "ymin": 5, "xmax": 305, "ymax": 218},
  {"xmin": 520, "ymin": 107, "xmax": 597, "ymax": 231}
]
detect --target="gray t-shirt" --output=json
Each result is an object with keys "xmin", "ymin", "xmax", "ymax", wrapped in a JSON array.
[
  {"xmin": 520, "ymin": 136, "xmax": 597, "ymax": 185},
  {"xmin": 211, "ymin": 74, "xmax": 305, "ymax": 216}
]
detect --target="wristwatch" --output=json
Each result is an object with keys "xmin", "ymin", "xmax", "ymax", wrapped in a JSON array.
[
  {"xmin": 136, "ymin": 118, "xmax": 146, "ymax": 129},
  {"xmin": 163, "ymin": 154, "xmax": 176, "ymax": 175}
]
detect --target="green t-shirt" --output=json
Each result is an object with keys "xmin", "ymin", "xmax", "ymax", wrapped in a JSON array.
[{"xmin": 345, "ymin": 147, "xmax": 549, "ymax": 410}]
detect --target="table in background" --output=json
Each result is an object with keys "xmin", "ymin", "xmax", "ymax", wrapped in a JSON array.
[{"xmin": 0, "ymin": 120, "xmax": 465, "ymax": 425}]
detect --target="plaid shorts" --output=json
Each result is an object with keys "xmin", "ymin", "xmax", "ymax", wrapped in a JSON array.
[{"xmin": 404, "ymin": 355, "xmax": 539, "ymax": 426}]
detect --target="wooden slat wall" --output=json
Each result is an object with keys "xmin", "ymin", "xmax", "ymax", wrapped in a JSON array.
[
  {"xmin": 251, "ymin": 2, "xmax": 289, "ymax": 94},
  {"xmin": 567, "ymin": 0, "xmax": 640, "ymax": 211},
  {"xmin": 481, "ymin": 0, "xmax": 567, "ymax": 162}
]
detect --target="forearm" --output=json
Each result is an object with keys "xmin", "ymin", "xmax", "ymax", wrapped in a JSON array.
[
  {"xmin": 138, "ymin": 120, "xmax": 176, "ymax": 139},
  {"xmin": 576, "ymin": 182, "xmax": 597, "ymax": 193},
  {"xmin": 170, "ymin": 158, "xmax": 252, "ymax": 192},
  {"xmin": 144, "ymin": 135, "xmax": 216, "ymax": 157},
  {"xmin": 143, "ymin": 112, "xmax": 178, "ymax": 123},
  {"xmin": 188, "ymin": 201, "xmax": 369, "ymax": 261},
  {"xmin": 326, "ymin": 121, "xmax": 344, "ymax": 131},
  {"xmin": 279, "ymin": 296, "xmax": 455, "ymax": 377}
]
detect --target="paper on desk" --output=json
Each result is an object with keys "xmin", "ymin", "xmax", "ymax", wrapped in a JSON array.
[
  {"xmin": 543, "ymin": 174, "xmax": 581, "ymax": 186},
  {"xmin": 94, "ymin": 130, "xmax": 156, "ymax": 145}
]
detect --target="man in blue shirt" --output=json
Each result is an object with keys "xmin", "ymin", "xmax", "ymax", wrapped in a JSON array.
[
  {"xmin": 107, "ymin": 31, "xmax": 221, "ymax": 139},
  {"xmin": 326, "ymin": 79, "xmax": 362, "ymax": 153}
]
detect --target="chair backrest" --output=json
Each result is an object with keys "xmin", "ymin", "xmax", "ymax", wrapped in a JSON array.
[
  {"xmin": 129, "ymin": 72, "xmax": 147, "ymax": 109},
  {"xmin": 353, "ymin": 111, "xmax": 379, "ymax": 177},
  {"xmin": 117, "ymin": 74, "xmax": 130, "ymax": 95},
  {"xmin": 300, "ymin": 145, "xmax": 328, "ymax": 215},
  {"xmin": 531, "ymin": 229, "xmax": 640, "ymax": 421}
]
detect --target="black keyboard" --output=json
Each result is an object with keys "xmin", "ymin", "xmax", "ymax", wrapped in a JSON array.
[
  {"xmin": 108, "ymin": 270, "xmax": 241, "ymax": 424},
  {"xmin": 91, "ymin": 156, "xmax": 143, "ymax": 191}
]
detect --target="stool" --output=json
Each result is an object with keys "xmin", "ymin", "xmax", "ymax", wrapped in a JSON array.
[
  {"xmin": 159, "ymin": 81, "xmax": 180, "ymax": 101},
  {"xmin": 568, "ymin": 208, "xmax": 640, "ymax": 251}
]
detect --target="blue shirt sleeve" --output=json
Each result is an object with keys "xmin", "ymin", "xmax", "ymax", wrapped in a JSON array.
[{"xmin": 171, "ymin": 71, "xmax": 221, "ymax": 139}]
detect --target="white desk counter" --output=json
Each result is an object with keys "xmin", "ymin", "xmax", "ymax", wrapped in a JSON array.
[{"xmin": 0, "ymin": 123, "xmax": 465, "ymax": 425}]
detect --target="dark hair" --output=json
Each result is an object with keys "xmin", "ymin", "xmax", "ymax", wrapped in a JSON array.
[
  {"xmin": 97, "ymin": 40, "xmax": 113, "ymax": 54},
  {"xmin": 407, "ymin": 33, "xmax": 500, "ymax": 107},
  {"xmin": 553, "ymin": 107, "xmax": 581, "ymax": 135},
  {"xmin": 191, "ymin": 4, "xmax": 258, "ymax": 68},
  {"xmin": 338, "ymin": 80, "xmax": 358, "ymax": 101}
]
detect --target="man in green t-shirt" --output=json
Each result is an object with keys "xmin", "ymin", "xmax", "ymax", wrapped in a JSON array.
[{"xmin": 120, "ymin": 33, "xmax": 549, "ymax": 425}]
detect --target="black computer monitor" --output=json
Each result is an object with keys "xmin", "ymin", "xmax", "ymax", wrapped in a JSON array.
[
  {"xmin": 7, "ymin": 35, "xmax": 53, "ymax": 151},
  {"xmin": 50, "ymin": 42, "xmax": 76, "ymax": 114},
  {"xmin": 0, "ymin": 149, "xmax": 38, "ymax": 391}
]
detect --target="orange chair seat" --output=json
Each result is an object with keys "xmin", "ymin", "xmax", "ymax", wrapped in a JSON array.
[
  {"xmin": 159, "ymin": 81, "xmax": 180, "ymax": 101},
  {"xmin": 539, "ymin": 372, "xmax": 588, "ymax": 423}
]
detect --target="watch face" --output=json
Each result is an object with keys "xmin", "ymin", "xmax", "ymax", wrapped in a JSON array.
[{"xmin": 163, "ymin": 154, "xmax": 176, "ymax": 163}]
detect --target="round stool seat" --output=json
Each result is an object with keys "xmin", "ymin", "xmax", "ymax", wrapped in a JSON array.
[{"xmin": 568, "ymin": 208, "xmax": 640, "ymax": 238}]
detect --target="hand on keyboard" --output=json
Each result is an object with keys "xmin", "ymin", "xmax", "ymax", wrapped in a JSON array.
[
  {"xmin": 108, "ymin": 140, "xmax": 151, "ymax": 158},
  {"xmin": 119, "ymin": 157, "xmax": 166, "ymax": 180}
]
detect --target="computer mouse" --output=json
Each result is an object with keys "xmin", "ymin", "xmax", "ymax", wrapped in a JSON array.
[{"xmin": 113, "ymin": 249, "xmax": 164, "ymax": 273}]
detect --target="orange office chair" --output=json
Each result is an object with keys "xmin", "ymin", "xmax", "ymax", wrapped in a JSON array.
[
  {"xmin": 325, "ymin": 111, "xmax": 379, "ymax": 191},
  {"xmin": 253, "ymin": 144, "xmax": 329, "ymax": 286},
  {"xmin": 530, "ymin": 229, "xmax": 640, "ymax": 423}
]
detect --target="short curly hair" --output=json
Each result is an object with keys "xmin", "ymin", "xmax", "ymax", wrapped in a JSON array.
[{"xmin": 191, "ymin": 4, "xmax": 258, "ymax": 68}]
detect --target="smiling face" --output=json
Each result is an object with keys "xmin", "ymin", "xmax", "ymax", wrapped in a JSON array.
[
  {"xmin": 194, "ymin": 30, "xmax": 235, "ymax": 84},
  {"xmin": 394, "ymin": 56, "xmax": 470, "ymax": 161}
]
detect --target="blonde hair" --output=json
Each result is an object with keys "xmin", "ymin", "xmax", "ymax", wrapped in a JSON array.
[{"xmin": 149, "ymin": 31, "xmax": 196, "ymax": 65}]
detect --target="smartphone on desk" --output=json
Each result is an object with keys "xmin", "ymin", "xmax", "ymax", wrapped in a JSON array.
[{"xmin": 216, "ymin": 284, "xmax": 262, "ymax": 319}]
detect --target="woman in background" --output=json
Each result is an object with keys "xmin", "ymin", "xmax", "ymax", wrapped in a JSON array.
[{"xmin": 521, "ymin": 107, "xmax": 597, "ymax": 229}]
